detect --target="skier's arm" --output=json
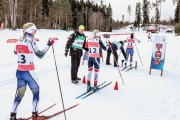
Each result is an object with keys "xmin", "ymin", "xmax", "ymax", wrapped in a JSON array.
[
  {"xmin": 29, "ymin": 40, "xmax": 50, "ymax": 59},
  {"xmin": 14, "ymin": 50, "xmax": 17, "ymax": 55},
  {"xmin": 135, "ymin": 38, "xmax": 140, "ymax": 43},
  {"xmin": 124, "ymin": 38, "xmax": 128, "ymax": 43},
  {"xmin": 99, "ymin": 39, "xmax": 107, "ymax": 51},
  {"xmin": 82, "ymin": 36, "xmax": 88, "ymax": 51},
  {"xmin": 65, "ymin": 33, "xmax": 76, "ymax": 51},
  {"xmin": 14, "ymin": 43, "xmax": 17, "ymax": 54}
]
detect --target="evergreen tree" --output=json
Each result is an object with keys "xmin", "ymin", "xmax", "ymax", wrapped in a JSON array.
[
  {"xmin": 152, "ymin": 0, "xmax": 161, "ymax": 29},
  {"xmin": 135, "ymin": 2, "xmax": 141, "ymax": 31},
  {"xmin": 127, "ymin": 5, "xmax": 131, "ymax": 22},
  {"xmin": 174, "ymin": 1, "xmax": 180, "ymax": 23},
  {"xmin": 0, "ymin": 0, "xmax": 3, "ymax": 23},
  {"xmin": 142, "ymin": 0, "xmax": 150, "ymax": 28},
  {"xmin": 42, "ymin": 0, "xmax": 49, "ymax": 17},
  {"xmin": 155, "ymin": 5, "xmax": 160, "ymax": 26},
  {"xmin": 121, "ymin": 15, "xmax": 125, "ymax": 23}
]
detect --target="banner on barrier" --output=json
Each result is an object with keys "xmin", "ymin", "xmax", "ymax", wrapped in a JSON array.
[{"xmin": 150, "ymin": 36, "xmax": 166, "ymax": 72}]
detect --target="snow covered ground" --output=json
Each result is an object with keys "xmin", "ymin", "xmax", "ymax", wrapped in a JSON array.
[{"xmin": 0, "ymin": 28, "xmax": 180, "ymax": 120}]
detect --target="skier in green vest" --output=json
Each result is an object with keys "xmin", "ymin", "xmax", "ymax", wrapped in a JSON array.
[{"xmin": 65, "ymin": 25, "xmax": 88, "ymax": 84}]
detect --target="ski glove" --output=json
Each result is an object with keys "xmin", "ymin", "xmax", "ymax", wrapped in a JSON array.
[
  {"xmin": 119, "ymin": 41, "xmax": 124, "ymax": 46},
  {"xmin": 47, "ymin": 38, "xmax": 56, "ymax": 46},
  {"xmin": 64, "ymin": 49, "xmax": 68, "ymax": 57}
]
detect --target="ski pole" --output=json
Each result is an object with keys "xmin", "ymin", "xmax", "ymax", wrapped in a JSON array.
[
  {"xmin": 52, "ymin": 45, "xmax": 67, "ymax": 120},
  {"xmin": 135, "ymin": 43, "xmax": 143, "ymax": 66},
  {"xmin": 109, "ymin": 43, "xmax": 125, "ymax": 85},
  {"xmin": 118, "ymin": 50, "xmax": 124, "ymax": 67},
  {"xmin": 118, "ymin": 50, "xmax": 121, "ymax": 58}
]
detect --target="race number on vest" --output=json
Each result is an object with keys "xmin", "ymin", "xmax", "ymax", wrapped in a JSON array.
[
  {"xmin": 71, "ymin": 35, "xmax": 85, "ymax": 49},
  {"xmin": 88, "ymin": 38, "xmax": 100, "ymax": 58},
  {"xmin": 16, "ymin": 40, "xmax": 35, "ymax": 71},
  {"xmin": 127, "ymin": 39, "xmax": 135, "ymax": 49}
]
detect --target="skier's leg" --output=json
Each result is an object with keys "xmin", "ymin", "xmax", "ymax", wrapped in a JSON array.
[
  {"xmin": 87, "ymin": 58, "xmax": 93, "ymax": 91},
  {"xmin": 113, "ymin": 50, "xmax": 118, "ymax": 67},
  {"xmin": 125, "ymin": 48, "xmax": 130, "ymax": 66},
  {"xmin": 11, "ymin": 70, "xmax": 27, "ymax": 114},
  {"xmin": 130, "ymin": 49, "xmax": 134, "ymax": 66},
  {"xmin": 94, "ymin": 58, "xmax": 100, "ymax": 85},
  {"xmin": 26, "ymin": 71, "xmax": 40, "ymax": 113},
  {"xmin": 27, "ymin": 71, "xmax": 46, "ymax": 119},
  {"xmin": 71, "ymin": 56, "xmax": 78, "ymax": 83},
  {"xmin": 93, "ymin": 58, "xmax": 100, "ymax": 91},
  {"xmin": 106, "ymin": 47, "xmax": 111, "ymax": 65},
  {"xmin": 87, "ymin": 58, "xmax": 93, "ymax": 84},
  {"xmin": 82, "ymin": 51, "xmax": 88, "ymax": 65},
  {"xmin": 76, "ymin": 56, "xmax": 81, "ymax": 79}
]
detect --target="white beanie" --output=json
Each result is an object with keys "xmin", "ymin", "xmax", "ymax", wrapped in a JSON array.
[
  {"xmin": 92, "ymin": 30, "xmax": 100, "ymax": 38},
  {"xmin": 24, "ymin": 24, "xmax": 37, "ymax": 34}
]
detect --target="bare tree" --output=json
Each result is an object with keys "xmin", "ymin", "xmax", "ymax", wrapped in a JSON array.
[{"xmin": 127, "ymin": 5, "xmax": 132, "ymax": 22}]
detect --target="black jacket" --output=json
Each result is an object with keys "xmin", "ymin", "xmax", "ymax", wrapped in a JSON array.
[{"xmin": 65, "ymin": 31, "xmax": 88, "ymax": 57}]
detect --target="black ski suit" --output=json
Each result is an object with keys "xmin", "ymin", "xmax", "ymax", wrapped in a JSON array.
[{"xmin": 65, "ymin": 31, "xmax": 88, "ymax": 81}]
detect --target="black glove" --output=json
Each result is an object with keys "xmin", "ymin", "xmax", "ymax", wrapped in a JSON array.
[
  {"xmin": 64, "ymin": 49, "xmax": 68, "ymax": 57},
  {"xmin": 47, "ymin": 38, "xmax": 55, "ymax": 46},
  {"xmin": 119, "ymin": 41, "xmax": 124, "ymax": 46}
]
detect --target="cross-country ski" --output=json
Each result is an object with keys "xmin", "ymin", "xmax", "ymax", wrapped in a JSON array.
[
  {"xmin": 82, "ymin": 81, "xmax": 112, "ymax": 99},
  {"xmin": 76, "ymin": 81, "xmax": 106, "ymax": 99}
]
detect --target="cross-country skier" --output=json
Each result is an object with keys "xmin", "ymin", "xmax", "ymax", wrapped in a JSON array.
[
  {"xmin": 10, "ymin": 23, "xmax": 56, "ymax": 120},
  {"xmin": 106, "ymin": 41, "xmax": 126, "ymax": 67},
  {"xmin": 64, "ymin": 25, "xmax": 88, "ymax": 84},
  {"xmin": 86, "ymin": 30, "xmax": 109, "ymax": 92},
  {"xmin": 124, "ymin": 33, "xmax": 140, "ymax": 68},
  {"xmin": 148, "ymin": 32, "xmax": 152, "ymax": 42}
]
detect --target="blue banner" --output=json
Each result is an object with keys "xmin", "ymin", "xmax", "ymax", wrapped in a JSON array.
[{"xmin": 150, "ymin": 36, "xmax": 166, "ymax": 70}]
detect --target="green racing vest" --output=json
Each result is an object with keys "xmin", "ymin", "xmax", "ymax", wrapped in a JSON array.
[{"xmin": 71, "ymin": 35, "xmax": 86, "ymax": 49}]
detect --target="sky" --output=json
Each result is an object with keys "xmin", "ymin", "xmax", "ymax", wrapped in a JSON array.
[{"xmin": 90, "ymin": 0, "xmax": 176, "ymax": 21}]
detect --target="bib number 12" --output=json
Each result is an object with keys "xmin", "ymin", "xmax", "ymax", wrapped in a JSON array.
[{"xmin": 89, "ymin": 48, "xmax": 97, "ymax": 54}]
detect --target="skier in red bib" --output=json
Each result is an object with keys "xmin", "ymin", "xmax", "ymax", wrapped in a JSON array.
[
  {"xmin": 85, "ymin": 30, "xmax": 109, "ymax": 92},
  {"xmin": 148, "ymin": 32, "xmax": 152, "ymax": 42},
  {"xmin": 10, "ymin": 23, "xmax": 56, "ymax": 120},
  {"xmin": 124, "ymin": 33, "xmax": 140, "ymax": 68}
]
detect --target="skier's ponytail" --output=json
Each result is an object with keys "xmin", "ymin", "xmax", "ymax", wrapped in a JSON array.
[{"xmin": 130, "ymin": 33, "xmax": 134, "ymax": 39}]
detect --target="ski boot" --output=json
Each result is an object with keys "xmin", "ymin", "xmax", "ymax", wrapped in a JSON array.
[
  {"xmin": 124, "ymin": 63, "xmax": 127, "ymax": 67},
  {"xmin": 72, "ymin": 80, "xmax": 78, "ymax": 84},
  {"xmin": 92, "ymin": 84, "xmax": 99, "ymax": 92},
  {"xmin": 106, "ymin": 63, "xmax": 111, "ymax": 65},
  {"xmin": 76, "ymin": 77, "xmax": 81, "ymax": 81},
  {"xmin": 10, "ymin": 112, "xmax": 16, "ymax": 120},
  {"xmin": 32, "ymin": 112, "xmax": 46, "ymax": 120},
  {"xmin": 130, "ymin": 64, "xmax": 132, "ymax": 68},
  {"xmin": 114, "ymin": 64, "xmax": 119, "ymax": 67},
  {"xmin": 87, "ymin": 82, "xmax": 92, "ymax": 92}
]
